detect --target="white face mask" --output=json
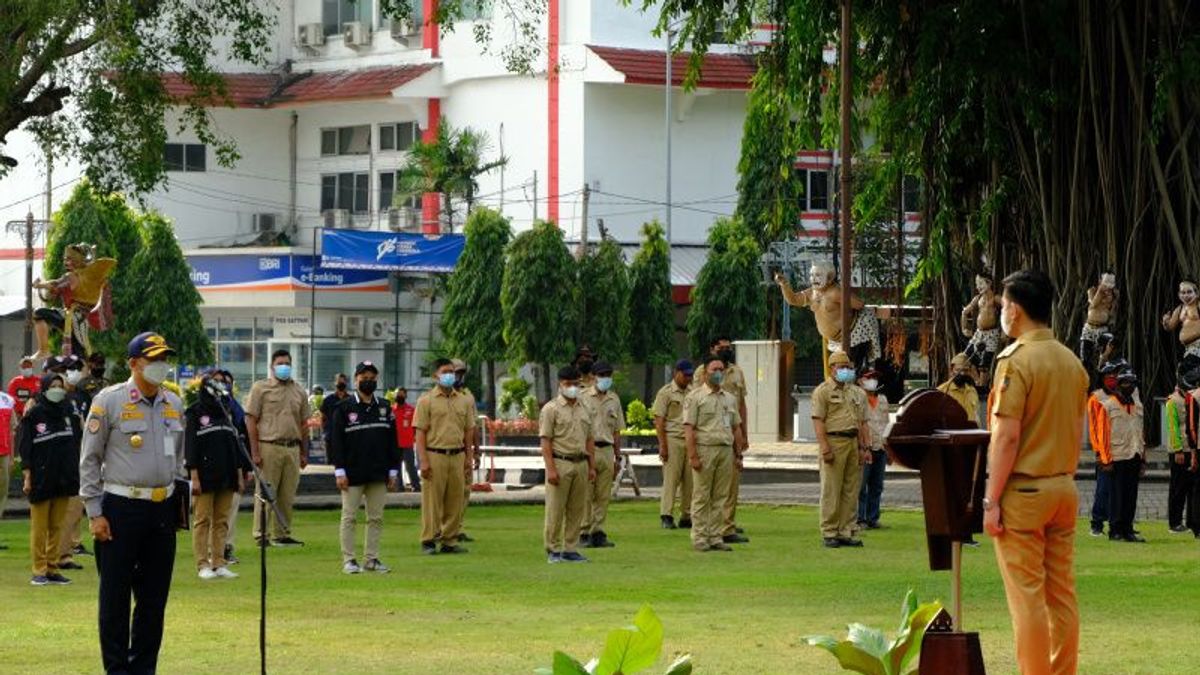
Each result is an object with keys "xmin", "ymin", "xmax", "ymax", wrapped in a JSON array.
[
  {"xmin": 862, "ymin": 379, "xmax": 879, "ymax": 392},
  {"xmin": 20, "ymin": 367, "xmax": 33, "ymax": 377},
  {"xmin": 45, "ymin": 387, "xmax": 66, "ymax": 403},
  {"xmin": 66, "ymin": 370, "xmax": 83, "ymax": 386},
  {"xmin": 562, "ymin": 385, "xmax": 580, "ymax": 400},
  {"xmin": 142, "ymin": 361, "xmax": 170, "ymax": 386},
  {"xmin": 1000, "ymin": 302, "xmax": 1015, "ymax": 337}
]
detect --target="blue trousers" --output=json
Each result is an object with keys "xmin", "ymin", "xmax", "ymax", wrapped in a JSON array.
[
  {"xmin": 1090, "ymin": 464, "xmax": 1110, "ymax": 529},
  {"xmin": 856, "ymin": 449, "xmax": 888, "ymax": 525}
]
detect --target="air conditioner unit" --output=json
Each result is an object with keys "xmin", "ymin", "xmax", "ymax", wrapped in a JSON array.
[
  {"xmin": 252, "ymin": 213, "xmax": 278, "ymax": 233},
  {"xmin": 383, "ymin": 207, "xmax": 422, "ymax": 232},
  {"xmin": 343, "ymin": 21, "xmax": 371, "ymax": 48},
  {"xmin": 338, "ymin": 315, "xmax": 365, "ymax": 339},
  {"xmin": 391, "ymin": 19, "xmax": 421, "ymax": 46},
  {"xmin": 298, "ymin": 23, "xmax": 325, "ymax": 48},
  {"xmin": 365, "ymin": 318, "xmax": 390, "ymax": 341},
  {"xmin": 323, "ymin": 209, "xmax": 350, "ymax": 229}
]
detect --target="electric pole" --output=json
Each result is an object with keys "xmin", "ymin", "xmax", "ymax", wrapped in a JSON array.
[{"xmin": 6, "ymin": 212, "xmax": 51, "ymax": 356}]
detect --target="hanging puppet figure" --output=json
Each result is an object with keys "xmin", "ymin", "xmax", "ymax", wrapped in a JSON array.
[
  {"xmin": 1080, "ymin": 272, "xmax": 1119, "ymax": 368},
  {"xmin": 960, "ymin": 274, "xmax": 1004, "ymax": 372},
  {"xmin": 1162, "ymin": 280, "xmax": 1200, "ymax": 370},
  {"xmin": 775, "ymin": 262, "xmax": 880, "ymax": 372},
  {"xmin": 31, "ymin": 243, "xmax": 116, "ymax": 359}
]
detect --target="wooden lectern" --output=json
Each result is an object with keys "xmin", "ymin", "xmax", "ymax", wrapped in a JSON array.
[{"xmin": 886, "ymin": 388, "xmax": 989, "ymax": 675}]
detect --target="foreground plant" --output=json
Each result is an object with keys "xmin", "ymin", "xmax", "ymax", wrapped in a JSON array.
[
  {"xmin": 536, "ymin": 605, "xmax": 692, "ymax": 675},
  {"xmin": 803, "ymin": 590, "xmax": 942, "ymax": 675}
]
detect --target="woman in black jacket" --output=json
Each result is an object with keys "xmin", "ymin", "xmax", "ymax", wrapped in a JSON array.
[
  {"xmin": 19, "ymin": 372, "xmax": 82, "ymax": 586},
  {"xmin": 185, "ymin": 373, "xmax": 250, "ymax": 580}
]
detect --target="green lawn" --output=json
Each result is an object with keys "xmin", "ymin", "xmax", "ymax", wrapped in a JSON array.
[{"xmin": 0, "ymin": 501, "xmax": 1195, "ymax": 674}]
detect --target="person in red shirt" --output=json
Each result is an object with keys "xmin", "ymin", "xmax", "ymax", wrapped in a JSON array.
[
  {"xmin": 7, "ymin": 356, "xmax": 40, "ymax": 417},
  {"xmin": 392, "ymin": 387, "xmax": 420, "ymax": 492},
  {"xmin": 0, "ymin": 389, "xmax": 15, "ymax": 548}
]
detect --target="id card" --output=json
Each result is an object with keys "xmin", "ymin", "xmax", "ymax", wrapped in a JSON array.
[{"xmin": 164, "ymin": 435, "xmax": 176, "ymax": 458}]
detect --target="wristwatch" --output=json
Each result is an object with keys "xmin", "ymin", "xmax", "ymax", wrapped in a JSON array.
[{"xmin": 982, "ymin": 497, "xmax": 997, "ymax": 511}]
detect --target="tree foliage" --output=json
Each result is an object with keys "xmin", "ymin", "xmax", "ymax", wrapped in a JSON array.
[
  {"xmin": 123, "ymin": 213, "xmax": 212, "ymax": 366},
  {"xmin": 577, "ymin": 235, "xmax": 631, "ymax": 362},
  {"xmin": 686, "ymin": 217, "xmax": 766, "ymax": 357},
  {"xmin": 443, "ymin": 207, "xmax": 512, "ymax": 363},
  {"xmin": 398, "ymin": 117, "xmax": 507, "ymax": 231},
  {"xmin": 627, "ymin": 221, "xmax": 675, "ymax": 366},
  {"xmin": 1, "ymin": 0, "xmax": 273, "ymax": 192}
]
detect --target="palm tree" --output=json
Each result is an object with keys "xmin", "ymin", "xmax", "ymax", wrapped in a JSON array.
[{"xmin": 397, "ymin": 119, "xmax": 507, "ymax": 232}]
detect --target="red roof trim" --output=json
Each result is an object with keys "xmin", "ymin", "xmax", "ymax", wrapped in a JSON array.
[
  {"xmin": 589, "ymin": 45, "xmax": 757, "ymax": 90},
  {"xmin": 161, "ymin": 64, "xmax": 436, "ymax": 108}
]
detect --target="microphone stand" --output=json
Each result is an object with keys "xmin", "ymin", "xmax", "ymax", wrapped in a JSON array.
[{"xmin": 216, "ymin": 391, "xmax": 288, "ymax": 675}]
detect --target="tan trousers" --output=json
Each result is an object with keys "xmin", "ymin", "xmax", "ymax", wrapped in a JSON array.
[
  {"xmin": 690, "ymin": 444, "xmax": 732, "ymax": 548},
  {"xmin": 585, "ymin": 447, "xmax": 615, "ymax": 534},
  {"xmin": 544, "ymin": 457, "xmax": 588, "ymax": 553},
  {"xmin": 819, "ymin": 437, "xmax": 861, "ymax": 538},
  {"xmin": 225, "ymin": 491, "xmax": 240, "ymax": 547},
  {"xmin": 254, "ymin": 442, "xmax": 300, "ymax": 541},
  {"xmin": 420, "ymin": 451, "xmax": 465, "ymax": 546},
  {"xmin": 340, "ymin": 482, "xmax": 387, "ymax": 564},
  {"xmin": 721, "ymin": 462, "xmax": 742, "ymax": 536},
  {"xmin": 57, "ymin": 497, "xmax": 85, "ymax": 562},
  {"xmin": 660, "ymin": 436, "xmax": 693, "ymax": 519},
  {"xmin": 193, "ymin": 490, "xmax": 235, "ymax": 570},
  {"xmin": 29, "ymin": 496, "xmax": 70, "ymax": 575},
  {"xmin": 993, "ymin": 475, "xmax": 1079, "ymax": 675}
]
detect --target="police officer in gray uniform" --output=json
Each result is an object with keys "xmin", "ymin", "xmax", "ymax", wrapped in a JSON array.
[{"xmin": 80, "ymin": 332, "xmax": 185, "ymax": 675}]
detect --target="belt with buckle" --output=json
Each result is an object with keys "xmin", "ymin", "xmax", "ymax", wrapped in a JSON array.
[
  {"xmin": 827, "ymin": 430, "xmax": 859, "ymax": 438},
  {"xmin": 594, "ymin": 441, "xmax": 613, "ymax": 448},
  {"xmin": 552, "ymin": 453, "xmax": 587, "ymax": 462},
  {"xmin": 105, "ymin": 483, "xmax": 175, "ymax": 503},
  {"xmin": 262, "ymin": 439, "xmax": 301, "ymax": 448},
  {"xmin": 427, "ymin": 447, "xmax": 464, "ymax": 455}
]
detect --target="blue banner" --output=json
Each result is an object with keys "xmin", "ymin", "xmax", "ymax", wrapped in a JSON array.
[
  {"xmin": 187, "ymin": 253, "xmax": 390, "ymax": 292},
  {"xmin": 320, "ymin": 228, "xmax": 465, "ymax": 272}
]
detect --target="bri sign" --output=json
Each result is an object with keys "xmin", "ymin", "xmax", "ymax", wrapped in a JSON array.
[{"xmin": 320, "ymin": 228, "xmax": 464, "ymax": 272}]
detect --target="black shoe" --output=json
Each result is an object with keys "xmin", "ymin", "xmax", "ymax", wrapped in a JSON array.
[
  {"xmin": 591, "ymin": 531, "xmax": 615, "ymax": 548},
  {"xmin": 72, "ymin": 544, "xmax": 91, "ymax": 556},
  {"xmin": 439, "ymin": 544, "xmax": 468, "ymax": 554},
  {"xmin": 722, "ymin": 534, "xmax": 750, "ymax": 544},
  {"xmin": 224, "ymin": 545, "xmax": 239, "ymax": 565},
  {"xmin": 0, "ymin": 542, "xmax": 8, "ymax": 550},
  {"xmin": 1168, "ymin": 524, "xmax": 1189, "ymax": 534},
  {"xmin": 1120, "ymin": 534, "xmax": 1146, "ymax": 543},
  {"xmin": 271, "ymin": 537, "xmax": 305, "ymax": 548},
  {"xmin": 660, "ymin": 515, "xmax": 677, "ymax": 530},
  {"xmin": 837, "ymin": 537, "xmax": 864, "ymax": 548},
  {"xmin": 865, "ymin": 521, "xmax": 882, "ymax": 530},
  {"xmin": 579, "ymin": 532, "xmax": 593, "ymax": 547},
  {"xmin": 45, "ymin": 573, "xmax": 72, "ymax": 585},
  {"xmin": 59, "ymin": 561, "xmax": 84, "ymax": 571},
  {"xmin": 1090, "ymin": 524, "xmax": 1104, "ymax": 537},
  {"xmin": 963, "ymin": 536, "xmax": 981, "ymax": 548},
  {"xmin": 421, "ymin": 542, "xmax": 438, "ymax": 555},
  {"xmin": 709, "ymin": 542, "xmax": 733, "ymax": 552},
  {"xmin": 678, "ymin": 517, "xmax": 692, "ymax": 529},
  {"xmin": 457, "ymin": 533, "xmax": 474, "ymax": 543},
  {"xmin": 823, "ymin": 538, "xmax": 841, "ymax": 548},
  {"xmin": 735, "ymin": 527, "xmax": 745, "ymax": 534}
]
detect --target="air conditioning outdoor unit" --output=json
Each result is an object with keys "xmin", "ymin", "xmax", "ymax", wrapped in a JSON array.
[
  {"xmin": 338, "ymin": 315, "xmax": 365, "ymax": 339},
  {"xmin": 298, "ymin": 23, "xmax": 325, "ymax": 48},
  {"xmin": 252, "ymin": 213, "xmax": 278, "ymax": 233},
  {"xmin": 383, "ymin": 207, "xmax": 422, "ymax": 232},
  {"xmin": 323, "ymin": 209, "xmax": 350, "ymax": 229},
  {"xmin": 343, "ymin": 21, "xmax": 372, "ymax": 48},
  {"xmin": 391, "ymin": 20, "xmax": 421, "ymax": 46},
  {"xmin": 365, "ymin": 318, "xmax": 390, "ymax": 341}
]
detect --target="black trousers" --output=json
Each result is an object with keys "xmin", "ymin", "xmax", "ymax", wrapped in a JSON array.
[
  {"xmin": 400, "ymin": 447, "xmax": 421, "ymax": 491},
  {"xmin": 95, "ymin": 494, "xmax": 177, "ymax": 675},
  {"xmin": 1107, "ymin": 458, "xmax": 1141, "ymax": 537},
  {"xmin": 1167, "ymin": 454, "xmax": 1198, "ymax": 531}
]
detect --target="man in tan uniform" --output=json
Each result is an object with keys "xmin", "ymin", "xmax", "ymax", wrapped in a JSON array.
[
  {"xmin": 938, "ymin": 353, "xmax": 980, "ymax": 423},
  {"xmin": 415, "ymin": 358, "xmax": 475, "ymax": 554},
  {"xmin": 684, "ymin": 355, "xmax": 744, "ymax": 552},
  {"xmin": 451, "ymin": 359, "xmax": 479, "ymax": 543},
  {"xmin": 246, "ymin": 349, "xmax": 310, "ymax": 547},
  {"xmin": 986, "ymin": 269, "xmax": 1088, "ymax": 675},
  {"xmin": 811, "ymin": 350, "xmax": 869, "ymax": 548},
  {"xmin": 694, "ymin": 337, "xmax": 750, "ymax": 543},
  {"xmin": 581, "ymin": 361, "xmax": 624, "ymax": 548},
  {"xmin": 541, "ymin": 366, "xmax": 596, "ymax": 563},
  {"xmin": 654, "ymin": 360, "xmax": 695, "ymax": 530}
]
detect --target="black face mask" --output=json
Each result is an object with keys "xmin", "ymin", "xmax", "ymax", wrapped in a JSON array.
[
  {"xmin": 92, "ymin": 368, "xmax": 106, "ymax": 379},
  {"xmin": 396, "ymin": 397, "xmax": 406, "ymax": 405},
  {"xmin": 717, "ymin": 348, "xmax": 734, "ymax": 363},
  {"xmin": 953, "ymin": 374, "xmax": 973, "ymax": 387},
  {"xmin": 335, "ymin": 381, "xmax": 347, "ymax": 392},
  {"xmin": 358, "ymin": 380, "xmax": 378, "ymax": 396}
]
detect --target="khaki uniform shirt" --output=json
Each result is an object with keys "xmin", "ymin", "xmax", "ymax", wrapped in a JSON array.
[
  {"xmin": 1098, "ymin": 393, "xmax": 1144, "ymax": 463},
  {"xmin": 990, "ymin": 328, "xmax": 1089, "ymax": 477},
  {"xmin": 683, "ymin": 385, "xmax": 741, "ymax": 447},
  {"xmin": 865, "ymin": 394, "xmax": 890, "ymax": 450},
  {"xmin": 652, "ymin": 381, "xmax": 689, "ymax": 438},
  {"xmin": 811, "ymin": 379, "xmax": 867, "ymax": 434},
  {"xmin": 79, "ymin": 380, "xmax": 186, "ymax": 518},
  {"xmin": 583, "ymin": 388, "xmax": 625, "ymax": 445},
  {"xmin": 937, "ymin": 381, "xmax": 979, "ymax": 422},
  {"xmin": 413, "ymin": 387, "xmax": 475, "ymax": 449},
  {"xmin": 539, "ymin": 395, "xmax": 593, "ymax": 458},
  {"xmin": 246, "ymin": 377, "xmax": 310, "ymax": 443}
]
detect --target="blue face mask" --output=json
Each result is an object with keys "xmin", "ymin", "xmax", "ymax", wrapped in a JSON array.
[
  {"xmin": 708, "ymin": 371, "xmax": 725, "ymax": 386},
  {"xmin": 596, "ymin": 377, "xmax": 613, "ymax": 392},
  {"xmin": 437, "ymin": 373, "xmax": 457, "ymax": 388},
  {"xmin": 273, "ymin": 364, "xmax": 292, "ymax": 381},
  {"xmin": 835, "ymin": 368, "xmax": 856, "ymax": 384}
]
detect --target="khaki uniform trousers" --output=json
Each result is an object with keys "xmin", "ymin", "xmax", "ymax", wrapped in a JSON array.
[
  {"xmin": 660, "ymin": 436, "xmax": 693, "ymax": 519},
  {"xmin": 225, "ymin": 491, "xmax": 241, "ymax": 549},
  {"xmin": 993, "ymin": 474, "xmax": 1079, "ymax": 675},
  {"xmin": 819, "ymin": 437, "xmax": 862, "ymax": 538},
  {"xmin": 58, "ymin": 497, "xmax": 86, "ymax": 562},
  {"xmin": 193, "ymin": 490, "xmax": 235, "ymax": 570},
  {"xmin": 690, "ymin": 444, "xmax": 732, "ymax": 549},
  {"xmin": 29, "ymin": 496, "xmax": 70, "ymax": 575},
  {"xmin": 254, "ymin": 442, "xmax": 300, "ymax": 541},
  {"xmin": 340, "ymin": 482, "xmax": 387, "ymax": 564},
  {"xmin": 721, "ymin": 461, "xmax": 742, "ymax": 536},
  {"xmin": 585, "ymin": 446, "xmax": 616, "ymax": 534},
  {"xmin": 544, "ymin": 457, "xmax": 588, "ymax": 553},
  {"xmin": 420, "ymin": 451, "xmax": 465, "ymax": 546}
]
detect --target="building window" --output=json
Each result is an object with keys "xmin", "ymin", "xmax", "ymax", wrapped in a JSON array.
[
  {"xmin": 320, "ymin": 126, "xmax": 371, "ymax": 156},
  {"xmin": 165, "ymin": 143, "xmax": 206, "ymax": 172},
  {"xmin": 458, "ymin": 0, "xmax": 492, "ymax": 21},
  {"xmin": 378, "ymin": 171, "xmax": 422, "ymax": 211},
  {"xmin": 322, "ymin": 0, "xmax": 373, "ymax": 35},
  {"xmin": 379, "ymin": 122, "xmax": 420, "ymax": 152},
  {"xmin": 321, "ymin": 173, "xmax": 370, "ymax": 213},
  {"xmin": 797, "ymin": 168, "xmax": 830, "ymax": 211},
  {"xmin": 902, "ymin": 175, "xmax": 922, "ymax": 213}
]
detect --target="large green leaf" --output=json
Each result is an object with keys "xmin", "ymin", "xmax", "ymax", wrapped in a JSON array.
[
  {"xmin": 538, "ymin": 651, "xmax": 589, "ymax": 675},
  {"xmin": 846, "ymin": 623, "xmax": 891, "ymax": 664},
  {"xmin": 596, "ymin": 605, "xmax": 664, "ymax": 675},
  {"xmin": 663, "ymin": 654, "xmax": 693, "ymax": 675},
  {"xmin": 803, "ymin": 635, "xmax": 886, "ymax": 675},
  {"xmin": 886, "ymin": 601, "xmax": 943, "ymax": 675}
]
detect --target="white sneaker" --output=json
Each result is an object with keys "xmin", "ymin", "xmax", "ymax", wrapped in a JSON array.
[
  {"xmin": 198, "ymin": 568, "xmax": 217, "ymax": 580},
  {"xmin": 213, "ymin": 566, "xmax": 238, "ymax": 579},
  {"xmin": 342, "ymin": 559, "xmax": 362, "ymax": 575},
  {"xmin": 363, "ymin": 558, "xmax": 391, "ymax": 573}
]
